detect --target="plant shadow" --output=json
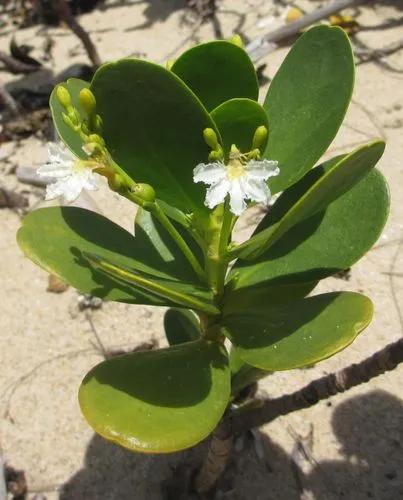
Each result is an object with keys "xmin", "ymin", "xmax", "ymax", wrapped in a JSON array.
[{"xmin": 60, "ymin": 389, "xmax": 403, "ymax": 499}]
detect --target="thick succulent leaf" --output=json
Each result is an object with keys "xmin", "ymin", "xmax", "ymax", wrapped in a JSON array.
[
  {"xmin": 229, "ymin": 167, "xmax": 389, "ymax": 291},
  {"xmin": 17, "ymin": 207, "xmax": 213, "ymax": 308},
  {"xmin": 238, "ymin": 141, "xmax": 385, "ymax": 260},
  {"xmin": 223, "ymin": 292, "xmax": 373, "ymax": 371},
  {"xmin": 171, "ymin": 41, "xmax": 258, "ymax": 111},
  {"xmin": 210, "ymin": 98, "xmax": 268, "ymax": 156},
  {"xmin": 226, "ymin": 282, "xmax": 316, "ymax": 394},
  {"xmin": 79, "ymin": 340, "xmax": 230, "ymax": 453},
  {"xmin": 135, "ymin": 207, "xmax": 204, "ymax": 281},
  {"xmin": 164, "ymin": 308, "xmax": 201, "ymax": 346},
  {"xmin": 91, "ymin": 59, "xmax": 218, "ymax": 212},
  {"xmin": 49, "ymin": 78, "xmax": 89, "ymax": 159},
  {"xmin": 224, "ymin": 282, "xmax": 317, "ymax": 311},
  {"xmin": 264, "ymin": 25, "xmax": 354, "ymax": 193},
  {"xmin": 83, "ymin": 252, "xmax": 219, "ymax": 314}
]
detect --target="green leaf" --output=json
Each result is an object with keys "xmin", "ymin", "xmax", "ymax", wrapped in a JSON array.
[
  {"xmin": 229, "ymin": 167, "xmax": 389, "ymax": 291},
  {"xmin": 264, "ymin": 25, "xmax": 354, "ymax": 194},
  {"xmin": 222, "ymin": 292, "xmax": 373, "ymax": 371},
  {"xmin": 237, "ymin": 141, "xmax": 385, "ymax": 260},
  {"xmin": 49, "ymin": 78, "xmax": 89, "ymax": 159},
  {"xmin": 171, "ymin": 41, "xmax": 258, "ymax": 111},
  {"xmin": 17, "ymin": 207, "xmax": 214, "ymax": 308},
  {"xmin": 91, "ymin": 59, "xmax": 218, "ymax": 213},
  {"xmin": 135, "ymin": 207, "xmax": 204, "ymax": 282},
  {"xmin": 224, "ymin": 282, "xmax": 317, "ymax": 312},
  {"xmin": 210, "ymin": 98, "xmax": 268, "ymax": 156},
  {"xmin": 79, "ymin": 340, "xmax": 230, "ymax": 453},
  {"xmin": 84, "ymin": 252, "xmax": 219, "ymax": 315},
  {"xmin": 164, "ymin": 308, "xmax": 201, "ymax": 346}
]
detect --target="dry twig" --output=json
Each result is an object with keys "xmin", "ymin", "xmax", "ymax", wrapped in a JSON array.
[
  {"xmin": 0, "ymin": 50, "xmax": 39, "ymax": 74},
  {"xmin": 245, "ymin": 0, "xmax": 370, "ymax": 62},
  {"xmin": 233, "ymin": 337, "xmax": 403, "ymax": 432},
  {"xmin": 0, "ymin": 85, "xmax": 20, "ymax": 116},
  {"xmin": 51, "ymin": 0, "xmax": 101, "ymax": 67}
]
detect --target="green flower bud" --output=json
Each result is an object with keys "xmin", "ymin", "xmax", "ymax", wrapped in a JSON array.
[
  {"xmin": 229, "ymin": 34, "xmax": 243, "ymax": 48},
  {"xmin": 88, "ymin": 133, "xmax": 105, "ymax": 146},
  {"xmin": 94, "ymin": 114, "xmax": 103, "ymax": 133},
  {"xmin": 79, "ymin": 88, "xmax": 97, "ymax": 116},
  {"xmin": 203, "ymin": 128, "xmax": 220, "ymax": 151},
  {"xmin": 132, "ymin": 183, "xmax": 156, "ymax": 203},
  {"xmin": 166, "ymin": 59, "xmax": 175, "ymax": 71},
  {"xmin": 252, "ymin": 125, "xmax": 268, "ymax": 151},
  {"xmin": 62, "ymin": 112, "xmax": 79, "ymax": 131},
  {"xmin": 208, "ymin": 147, "xmax": 224, "ymax": 161},
  {"xmin": 56, "ymin": 85, "xmax": 72, "ymax": 109}
]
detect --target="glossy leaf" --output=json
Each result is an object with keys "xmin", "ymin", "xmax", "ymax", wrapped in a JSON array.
[
  {"xmin": 210, "ymin": 98, "xmax": 268, "ymax": 156},
  {"xmin": 17, "ymin": 207, "xmax": 214, "ymax": 308},
  {"xmin": 83, "ymin": 252, "xmax": 219, "ymax": 314},
  {"xmin": 164, "ymin": 308, "xmax": 201, "ymax": 346},
  {"xmin": 229, "ymin": 167, "xmax": 389, "ymax": 291},
  {"xmin": 134, "ymin": 207, "xmax": 204, "ymax": 281},
  {"xmin": 79, "ymin": 340, "xmax": 230, "ymax": 453},
  {"xmin": 237, "ymin": 141, "xmax": 385, "ymax": 260},
  {"xmin": 171, "ymin": 41, "xmax": 259, "ymax": 111},
  {"xmin": 223, "ymin": 292, "xmax": 373, "ymax": 371},
  {"xmin": 91, "ymin": 59, "xmax": 218, "ymax": 212},
  {"xmin": 49, "ymin": 78, "xmax": 89, "ymax": 159},
  {"xmin": 264, "ymin": 25, "xmax": 354, "ymax": 193}
]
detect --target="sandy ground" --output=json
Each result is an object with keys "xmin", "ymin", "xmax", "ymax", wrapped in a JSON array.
[{"xmin": 0, "ymin": 0, "xmax": 403, "ymax": 498}]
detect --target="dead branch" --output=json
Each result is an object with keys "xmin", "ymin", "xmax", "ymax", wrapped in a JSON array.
[
  {"xmin": 246, "ymin": 0, "xmax": 371, "ymax": 62},
  {"xmin": 0, "ymin": 50, "xmax": 39, "ymax": 74},
  {"xmin": 51, "ymin": 0, "xmax": 101, "ymax": 67},
  {"xmin": 0, "ymin": 85, "xmax": 20, "ymax": 116},
  {"xmin": 233, "ymin": 337, "xmax": 403, "ymax": 432}
]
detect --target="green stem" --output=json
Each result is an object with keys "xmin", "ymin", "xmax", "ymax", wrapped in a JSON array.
[
  {"xmin": 205, "ymin": 203, "xmax": 232, "ymax": 301},
  {"xmin": 151, "ymin": 203, "xmax": 206, "ymax": 283}
]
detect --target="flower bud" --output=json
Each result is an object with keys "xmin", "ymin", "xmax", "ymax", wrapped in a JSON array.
[
  {"xmin": 229, "ymin": 34, "xmax": 243, "ymax": 48},
  {"xmin": 56, "ymin": 85, "xmax": 72, "ymax": 109},
  {"xmin": 166, "ymin": 59, "xmax": 175, "ymax": 71},
  {"xmin": 79, "ymin": 88, "xmax": 97, "ymax": 116},
  {"xmin": 88, "ymin": 133, "xmax": 105, "ymax": 146},
  {"xmin": 252, "ymin": 125, "xmax": 268, "ymax": 151},
  {"xmin": 132, "ymin": 183, "xmax": 156, "ymax": 203},
  {"xmin": 94, "ymin": 114, "xmax": 103, "ymax": 133},
  {"xmin": 62, "ymin": 112, "xmax": 79, "ymax": 131},
  {"xmin": 208, "ymin": 147, "xmax": 224, "ymax": 161},
  {"xmin": 203, "ymin": 128, "xmax": 220, "ymax": 151}
]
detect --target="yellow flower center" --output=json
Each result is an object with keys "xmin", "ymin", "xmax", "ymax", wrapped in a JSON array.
[{"xmin": 227, "ymin": 157, "xmax": 246, "ymax": 180}]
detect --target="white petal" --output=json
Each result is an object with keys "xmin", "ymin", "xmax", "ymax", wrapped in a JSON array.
[
  {"xmin": 37, "ymin": 163, "xmax": 72, "ymax": 179},
  {"xmin": 242, "ymin": 177, "xmax": 271, "ymax": 204},
  {"xmin": 47, "ymin": 142, "xmax": 75, "ymax": 164},
  {"xmin": 205, "ymin": 178, "xmax": 231, "ymax": 209},
  {"xmin": 246, "ymin": 159, "xmax": 279, "ymax": 181},
  {"xmin": 194, "ymin": 162, "xmax": 226, "ymax": 186},
  {"xmin": 228, "ymin": 179, "xmax": 247, "ymax": 216},
  {"xmin": 61, "ymin": 175, "xmax": 86, "ymax": 203},
  {"xmin": 45, "ymin": 180, "xmax": 66, "ymax": 201},
  {"xmin": 80, "ymin": 170, "xmax": 100, "ymax": 191}
]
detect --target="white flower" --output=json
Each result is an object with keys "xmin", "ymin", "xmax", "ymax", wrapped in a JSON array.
[
  {"xmin": 193, "ymin": 154, "xmax": 279, "ymax": 216},
  {"xmin": 37, "ymin": 143, "xmax": 101, "ymax": 203}
]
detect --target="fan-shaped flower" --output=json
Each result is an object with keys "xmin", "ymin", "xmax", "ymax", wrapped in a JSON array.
[
  {"xmin": 37, "ymin": 143, "xmax": 101, "ymax": 203},
  {"xmin": 194, "ymin": 152, "xmax": 279, "ymax": 216}
]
